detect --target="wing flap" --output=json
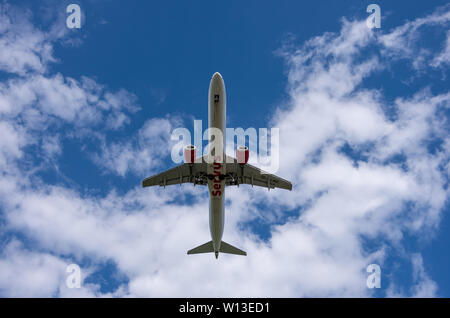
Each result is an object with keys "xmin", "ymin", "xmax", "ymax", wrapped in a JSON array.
[
  {"xmin": 225, "ymin": 157, "xmax": 292, "ymax": 191},
  {"xmin": 142, "ymin": 162, "xmax": 208, "ymax": 188}
]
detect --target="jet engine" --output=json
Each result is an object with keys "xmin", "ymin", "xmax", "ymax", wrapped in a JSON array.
[
  {"xmin": 236, "ymin": 145, "xmax": 249, "ymax": 165},
  {"xmin": 184, "ymin": 145, "xmax": 197, "ymax": 164}
]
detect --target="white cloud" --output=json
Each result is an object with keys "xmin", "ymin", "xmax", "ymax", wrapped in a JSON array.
[
  {"xmin": 0, "ymin": 239, "xmax": 123, "ymax": 297},
  {"xmin": 379, "ymin": 5, "xmax": 450, "ymax": 70},
  {"xmin": 386, "ymin": 254, "xmax": 438, "ymax": 297},
  {"xmin": 0, "ymin": 4, "xmax": 56, "ymax": 75},
  {"xmin": 0, "ymin": 4, "xmax": 140, "ymax": 178},
  {"xmin": 0, "ymin": 74, "xmax": 139, "ymax": 130},
  {"xmin": 93, "ymin": 117, "xmax": 180, "ymax": 176},
  {"xmin": 432, "ymin": 30, "xmax": 450, "ymax": 67},
  {"xmin": 0, "ymin": 240, "xmax": 67, "ymax": 297},
  {"xmin": 0, "ymin": 121, "xmax": 26, "ymax": 161},
  {"xmin": 410, "ymin": 254, "xmax": 438, "ymax": 297}
]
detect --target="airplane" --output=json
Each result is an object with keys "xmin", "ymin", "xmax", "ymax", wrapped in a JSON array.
[{"xmin": 142, "ymin": 72, "xmax": 292, "ymax": 259}]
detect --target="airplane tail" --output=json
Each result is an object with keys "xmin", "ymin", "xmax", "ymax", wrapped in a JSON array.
[
  {"xmin": 220, "ymin": 241, "xmax": 247, "ymax": 256},
  {"xmin": 187, "ymin": 241, "xmax": 214, "ymax": 255},
  {"xmin": 187, "ymin": 241, "xmax": 247, "ymax": 258}
]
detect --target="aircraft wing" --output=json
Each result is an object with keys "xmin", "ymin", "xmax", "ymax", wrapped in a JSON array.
[
  {"xmin": 225, "ymin": 156, "xmax": 292, "ymax": 191},
  {"xmin": 142, "ymin": 162, "xmax": 208, "ymax": 188},
  {"xmin": 142, "ymin": 156, "xmax": 293, "ymax": 190}
]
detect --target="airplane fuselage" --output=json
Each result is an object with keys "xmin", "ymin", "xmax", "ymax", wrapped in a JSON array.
[{"xmin": 207, "ymin": 72, "xmax": 226, "ymax": 258}]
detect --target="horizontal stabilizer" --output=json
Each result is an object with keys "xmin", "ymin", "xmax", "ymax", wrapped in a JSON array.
[
  {"xmin": 187, "ymin": 241, "xmax": 214, "ymax": 255},
  {"xmin": 219, "ymin": 241, "xmax": 247, "ymax": 256}
]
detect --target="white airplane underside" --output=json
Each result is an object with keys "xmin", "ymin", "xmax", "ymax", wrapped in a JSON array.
[{"xmin": 142, "ymin": 72, "xmax": 292, "ymax": 259}]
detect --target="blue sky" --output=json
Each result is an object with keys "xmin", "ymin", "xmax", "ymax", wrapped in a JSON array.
[{"xmin": 0, "ymin": 0, "xmax": 449, "ymax": 297}]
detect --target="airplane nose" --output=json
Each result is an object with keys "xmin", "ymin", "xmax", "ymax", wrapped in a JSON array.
[
  {"xmin": 212, "ymin": 72, "xmax": 222, "ymax": 79},
  {"xmin": 210, "ymin": 72, "xmax": 224, "ymax": 88},
  {"xmin": 209, "ymin": 72, "xmax": 225, "ymax": 99}
]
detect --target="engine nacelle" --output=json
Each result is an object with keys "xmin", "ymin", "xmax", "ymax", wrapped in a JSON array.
[
  {"xmin": 184, "ymin": 145, "xmax": 197, "ymax": 164},
  {"xmin": 236, "ymin": 145, "xmax": 249, "ymax": 165}
]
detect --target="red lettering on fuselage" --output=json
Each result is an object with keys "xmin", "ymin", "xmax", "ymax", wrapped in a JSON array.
[{"xmin": 212, "ymin": 160, "xmax": 222, "ymax": 197}]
